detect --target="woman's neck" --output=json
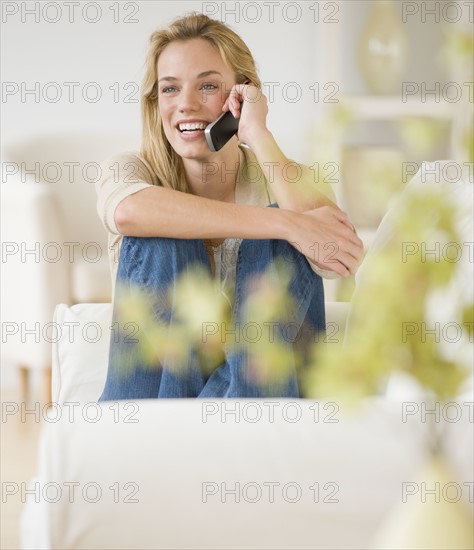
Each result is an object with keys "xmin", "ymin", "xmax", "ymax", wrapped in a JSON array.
[{"xmin": 183, "ymin": 141, "xmax": 240, "ymax": 203}]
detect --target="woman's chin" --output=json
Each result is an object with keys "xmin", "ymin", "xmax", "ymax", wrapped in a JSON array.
[{"xmin": 172, "ymin": 141, "xmax": 216, "ymax": 161}]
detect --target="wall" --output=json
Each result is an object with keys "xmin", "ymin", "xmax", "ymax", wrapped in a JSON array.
[{"xmin": 1, "ymin": 0, "xmax": 320, "ymax": 161}]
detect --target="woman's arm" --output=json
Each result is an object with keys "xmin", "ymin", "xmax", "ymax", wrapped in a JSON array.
[
  {"xmin": 249, "ymin": 131, "xmax": 335, "ymax": 213},
  {"xmin": 224, "ymin": 84, "xmax": 339, "ymax": 214},
  {"xmin": 115, "ymin": 186, "xmax": 362, "ymax": 277}
]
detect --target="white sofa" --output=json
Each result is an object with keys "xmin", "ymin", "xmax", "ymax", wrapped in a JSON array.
[
  {"xmin": 19, "ymin": 302, "xmax": 474, "ymax": 549},
  {"xmin": 20, "ymin": 162, "xmax": 474, "ymax": 548}
]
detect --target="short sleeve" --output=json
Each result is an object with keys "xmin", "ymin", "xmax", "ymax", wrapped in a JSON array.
[{"xmin": 96, "ymin": 151, "xmax": 158, "ymax": 235}]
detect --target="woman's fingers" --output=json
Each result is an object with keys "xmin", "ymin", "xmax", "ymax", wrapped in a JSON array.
[
  {"xmin": 336, "ymin": 250, "xmax": 360, "ymax": 275},
  {"xmin": 334, "ymin": 230, "xmax": 364, "ymax": 268},
  {"xmin": 320, "ymin": 257, "xmax": 351, "ymax": 278},
  {"xmin": 297, "ymin": 206, "xmax": 364, "ymax": 276},
  {"xmin": 332, "ymin": 208, "xmax": 361, "ymax": 239},
  {"xmin": 232, "ymin": 83, "xmax": 252, "ymax": 101},
  {"xmin": 315, "ymin": 241, "xmax": 360, "ymax": 276},
  {"xmin": 229, "ymin": 82, "xmax": 264, "ymax": 111},
  {"xmin": 222, "ymin": 92, "xmax": 241, "ymax": 118},
  {"xmin": 327, "ymin": 207, "xmax": 364, "ymax": 255},
  {"xmin": 342, "ymin": 226, "xmax": 364, "ymax": 258}
]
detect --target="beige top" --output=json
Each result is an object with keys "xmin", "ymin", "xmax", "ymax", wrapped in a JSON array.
[{"xmin": 95, "ymin": 144, "xmax": 338, "ymax": 286}]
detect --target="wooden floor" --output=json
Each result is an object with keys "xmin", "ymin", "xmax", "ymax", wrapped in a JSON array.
[{"xmin": 1, "ymin": 387, "xmax": 43, "ymax": 550}]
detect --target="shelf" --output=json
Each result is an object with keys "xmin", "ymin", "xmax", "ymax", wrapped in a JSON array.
[{"xmin": 343, "ymin": 95, "xmax": 456, "ymax": 121}]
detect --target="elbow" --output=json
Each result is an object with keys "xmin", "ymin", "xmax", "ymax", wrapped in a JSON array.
[{"xmin": 114, "ymin": 198, "xmax": 135, "ymax": 235}]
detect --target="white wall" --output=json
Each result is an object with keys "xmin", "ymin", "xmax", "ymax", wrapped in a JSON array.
[
  {"xmin": 1, "ymin": 0, "xmax": 320, "ymax": 162},
  {"xmin": 2, "ymin": 0, "xmax": 469, "ymax": 171}
]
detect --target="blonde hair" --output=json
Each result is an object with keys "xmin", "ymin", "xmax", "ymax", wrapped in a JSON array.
[{"xmin": 140, "ymin": 12, "xmax": 261, "ymax": 192}]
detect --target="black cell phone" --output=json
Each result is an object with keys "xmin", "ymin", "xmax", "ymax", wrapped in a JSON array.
[{"xmin": 205, "ymin": 107, "xmax": 240, "ymax": 152}]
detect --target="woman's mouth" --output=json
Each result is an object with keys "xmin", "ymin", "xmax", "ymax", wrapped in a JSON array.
[{"xmin": 177, "ymin": 122, "xmax": 208, "ymax": 135}]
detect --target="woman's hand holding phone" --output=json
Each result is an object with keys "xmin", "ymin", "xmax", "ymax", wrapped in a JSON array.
[
  {"xmin": 216, "ymin": 83, "xmax": 364, "ymax": 277},
  {"xmin": 220, "ymin": 82, "xmax": 270, "ymax": 150}
]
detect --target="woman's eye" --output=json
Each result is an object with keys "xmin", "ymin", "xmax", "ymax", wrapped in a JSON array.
[
  {"xmin": 201, "ymin": 83, "xmax": 218, "ymax": 91},
  {"xmin": 161, "ymin": 86, "xmax": 177, "ymax": 94}
]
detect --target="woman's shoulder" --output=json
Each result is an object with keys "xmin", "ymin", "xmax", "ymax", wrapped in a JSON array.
[
  {"xmin": 100, "ymin": 150, "xmax": 159, "ymax": 186},
  {"xmin": 100, "ymin": 150, "xmax": 152, "ymax": 172}
]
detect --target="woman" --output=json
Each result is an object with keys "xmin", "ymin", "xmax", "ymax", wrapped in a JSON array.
[{"xmin": 97, "ymin": 12, "xmax": 363, "ymax": 400}]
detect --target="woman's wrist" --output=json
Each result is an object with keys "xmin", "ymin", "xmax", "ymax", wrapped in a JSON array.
[
  {"xmin": 245, "ymin": 128, "xmax": 276, "ymax": 157},
  {"xmin": 269, "ymin": 207, "xmax": 296, "ymax": 242}
]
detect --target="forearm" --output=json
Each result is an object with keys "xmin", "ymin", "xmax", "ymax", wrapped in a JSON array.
[
  {"xmin": 248, "ymin": 130, "xmax": 337, "ymax": 213},
  {"xmin": 115, "ymin": 186, "xmax": 363, "ymax": 277},
  {"xmin": 115, "ymin": 185, "xmax": 292, "ymax": 240}
]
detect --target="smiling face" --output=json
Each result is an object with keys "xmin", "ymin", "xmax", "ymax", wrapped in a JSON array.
[{"xmin": 157, "ymin": 38, "xmax": 237, "ymax": 160}]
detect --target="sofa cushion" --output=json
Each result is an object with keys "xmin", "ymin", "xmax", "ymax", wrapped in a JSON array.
[{"xmin": 52, "ymin": 303, "xmax": 112, "ymax": 404}]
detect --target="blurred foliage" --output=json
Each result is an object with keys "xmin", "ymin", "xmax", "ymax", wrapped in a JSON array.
[
  {"xmin": 305, "ymin": 22, "xmax": 473, "ymax": 407},
  {"xmin": 462, "ymin": 126, "xmax": 474, "ymax": 164},
  {"xmin": 396, "ymin": 117, "xmax": 449, "ymax": 158},
  {"xmin": 113, "ymin": 186, "xmax": 470, "ymax": 403},
  {"xmin": 238, "ymin": 259, "xmax": 301, "ymax": 389},
  {"xmin": 335, "ymin": 273, "xmax": 356, "ymax": 302},
  {"xmin": 113, "ymin": 259, "xmax": 307, "ymax": 388},
  {"xmin": 440, "ymin": 27, "xmax": 474, "ymax": 78},
  {"xmin": 113, "ymin": 266, "xmax": 230, "ymax": 377},
  {"xmin": 311, "ymin": 102, "xmax": 356, "ymax": 183},
  {"xmin": 440, "ymin": 26, "xmax": 474, "ymax": 163},
  {"xmin": 303, "ymin": 190, "xmax": 470, "ymax": 408}
]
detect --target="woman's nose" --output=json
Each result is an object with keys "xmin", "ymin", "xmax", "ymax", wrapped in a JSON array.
[{"xmin": 178, "ymin": 88, "xmax": 201, "ymax": 112}]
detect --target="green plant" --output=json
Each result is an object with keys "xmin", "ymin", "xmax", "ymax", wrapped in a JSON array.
[{"xmin": 304, "ymin": 190, "xmax": 471, "ymax": 412}]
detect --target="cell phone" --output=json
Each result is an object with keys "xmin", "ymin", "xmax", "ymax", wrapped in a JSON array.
[{"xmin": 205, "ymin": 107, "xmax": 241, "ymax": 152}]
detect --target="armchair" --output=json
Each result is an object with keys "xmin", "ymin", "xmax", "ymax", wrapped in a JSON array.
[{"xmin": 1, "ymin": 132, "xmax": 137, "ymax": 401}]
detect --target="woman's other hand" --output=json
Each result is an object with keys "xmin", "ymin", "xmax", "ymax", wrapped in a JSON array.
[{"xmin": 285, "ymin": 206, "xmax": 364, "ymax": 277}]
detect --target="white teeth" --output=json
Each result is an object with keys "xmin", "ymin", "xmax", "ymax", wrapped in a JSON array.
[{"xmin": 178, "ymin": 122, "xmax": 207, "ymax": 131}]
